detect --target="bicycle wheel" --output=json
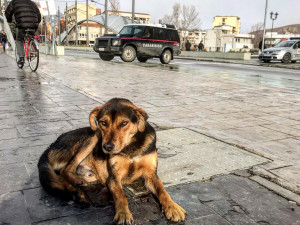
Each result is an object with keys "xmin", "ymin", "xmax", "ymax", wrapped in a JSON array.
[
  {"xmin": 15, "ymin": 44, "xmax": 24, "ymax": 69},
  {"xmin": 28, "ymin": 40, "xmax": 39, "ymax": 72}
]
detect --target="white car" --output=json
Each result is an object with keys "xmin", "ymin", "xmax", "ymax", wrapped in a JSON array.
[{"xmin": 259, "ymin": 39, "xmax": 300, "ymax": 63}]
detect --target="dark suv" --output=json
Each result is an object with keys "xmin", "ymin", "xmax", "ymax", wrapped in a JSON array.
[{"xmin": 94, "ymin": 24, "xmax": 181, "ymax": 64}]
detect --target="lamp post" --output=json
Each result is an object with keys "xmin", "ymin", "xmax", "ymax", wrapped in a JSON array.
[
  {"xmin": 270, "ymin": 11, "xmax": 278, "ymax": 47},
  {"xmin": 262, "ymin": 0, "xmax": 268, "ymax": 53}
]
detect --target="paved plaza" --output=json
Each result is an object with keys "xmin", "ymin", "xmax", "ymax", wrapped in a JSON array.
[{"xmin": 0, "ymin": 51, "xmax": 300, "ymax": 224}]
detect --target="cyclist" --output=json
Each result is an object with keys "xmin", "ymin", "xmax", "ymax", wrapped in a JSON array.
[{"xmin": 5, "ymin": 0, "xmax": 41, "ymax": 64}]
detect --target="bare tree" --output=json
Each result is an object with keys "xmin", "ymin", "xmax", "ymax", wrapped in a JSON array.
[
  {"xmin": 109, "ymin": 0, "xmax": 120, "ymax": 12},
  {"xmin": 160, "ymin": 3, "xmax": 201, "ymax": 30},
  {"xmin": 250, "ymin": 22, "xmax": 264, "ymax": 48},
  {"xmin": 181, "ymin": 5, "xmax": 201, "ymax": 30},
  {"xmin": 172, "ymin": 3, "xmax": 181, "ymax": 29}
]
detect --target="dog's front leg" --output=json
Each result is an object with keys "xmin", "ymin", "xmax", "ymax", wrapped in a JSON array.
[
  {"xmin": 107, "ymin": 178, "xmax": 133, "ymax": 225},
  {"xmin": 145, "ymin": 174, "xmax": 186, "ymax": 222}
]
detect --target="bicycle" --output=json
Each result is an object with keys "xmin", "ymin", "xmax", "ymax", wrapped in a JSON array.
[{"xmin": 15, "ymin": 29, "xmax": 39, "ymax": 72}]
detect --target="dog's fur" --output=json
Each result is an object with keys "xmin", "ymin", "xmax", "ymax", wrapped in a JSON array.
[{"xmin": 38, "ymin": 98, "xmax": 186, "ymax": 224}]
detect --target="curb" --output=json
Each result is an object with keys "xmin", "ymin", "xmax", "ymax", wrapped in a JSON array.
[{"xmin": 250, "ymin": 176, "xmax": 300, "ymax": 206}]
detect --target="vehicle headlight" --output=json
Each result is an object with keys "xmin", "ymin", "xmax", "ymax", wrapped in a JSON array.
[
  {"xmin": 112, "ymin": 39, "xmax": 121, "ymax": 46},
  {"xmin": 273, "ymin": 50, "xmax": 281, "ymax": 54}
]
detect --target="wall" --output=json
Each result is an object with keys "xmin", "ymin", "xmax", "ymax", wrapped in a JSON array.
[{"xmin": 180, "ymin": 51, "xmax": 251, "ymax": 60}]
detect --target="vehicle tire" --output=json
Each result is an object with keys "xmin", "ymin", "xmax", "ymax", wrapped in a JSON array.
[
  {"xmin": 15, "ymin": 45, "xmax": 24, "ymax": 69},
  {"xmin": 121, "ymin": 46, "xmax": 136, "ymax": 62},
  {"xmin": 291, "ymin": 60, "xmax": 296, "ymax": 63},
  {"xmin": 262, "ymin": 59, "xmax": 271, "ymax": 63},
  {"xmin": 160, "ymin": 49, "xmax": 172, "ymax": 64},
  {"xmin": 99, "ymin": 54, "xmax": 114, "ymax": 61},
  {"xmin": 28, "ymin": 40, "xmax": 39, "ymax": 72},
  {"xmin": 137, "ymin": 57, "xmax": 148, "ymax": 63},
  {"xmin": 281, "ymin": 53, "xmax": 291, "ymax": 63}
]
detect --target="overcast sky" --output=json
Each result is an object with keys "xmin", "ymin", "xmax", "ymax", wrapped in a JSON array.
[{"xmin": 58, "ymin": 0, "xmax": 300, "ymax": 33}]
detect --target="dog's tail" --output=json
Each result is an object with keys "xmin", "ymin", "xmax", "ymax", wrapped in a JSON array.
[{"xmin": 38, "ymin": 149, "xmax": 73, "ymax": 200}]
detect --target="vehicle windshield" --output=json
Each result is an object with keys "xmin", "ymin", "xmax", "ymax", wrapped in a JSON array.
[
  {"xmin": 119, "ymin": 26, "xmax": 144, "ymax": 37},
  {"xmin": 274, "ymin": 41, "xmax": 296, "ymax": 48}
]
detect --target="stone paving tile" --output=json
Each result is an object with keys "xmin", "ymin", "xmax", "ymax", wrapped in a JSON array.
[
  {"xmin": 16, "ymin": 121, "xmax": 73, "ymax": 137},
  {"xmin": 156, "ymin": 128, "xmax": 268, "ymax": 187},
  {"xmin": 12, "ymin": 111, "xmax": 70, "ymax": 125},
  {"xmin": 262, "ymin": 123, "xmax": 300, "ymax": 137},
  {"xmin": 0, "ymin": 162, "xmax": 32, "ymax": 194},
  {"xmin": 23, "ymin": 187, "xmax": 97, "ymax": 223},
  {"xmin": 222, "ymin": 126, "xmax": 290, "ymax": 143},
  {"xmin": 0, "ymin": 145, "xmax": 48, "ymax": 165},
  {"xmin": 0, "ymin": 191, "xmax": 31, "ymax": 225},
  {"xmin": 271, "ymin": 165, "xmax": 300, "ymax": 193},
  {"xmin": 25, "ymin": 161, "xmax": 41, "ymax": 188},
  {"xmin": 0, "ymin": 128, "xmax": 19, "ymax": 140},
  {"xmin": 0, "ymin": 134, "xmax": 57, "ymax": 151},
  {"xmin": 258, "ymin": 114, "xmax": 300, "ymax": 126}
]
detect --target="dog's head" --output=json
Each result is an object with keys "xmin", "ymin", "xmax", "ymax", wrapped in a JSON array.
[{"xmin": 89, "ymin": 98, "xmax": 148, "ymax": 155}]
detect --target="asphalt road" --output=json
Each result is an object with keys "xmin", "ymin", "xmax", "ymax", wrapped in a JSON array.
[{"xmin": 65, "ymin": 49, "xmax": 300, "ymax": 90}]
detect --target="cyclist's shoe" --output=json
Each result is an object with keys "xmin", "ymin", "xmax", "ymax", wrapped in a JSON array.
[{"xmin": 18, "ymin": 57, "xmax": 25, "ymax": 64}]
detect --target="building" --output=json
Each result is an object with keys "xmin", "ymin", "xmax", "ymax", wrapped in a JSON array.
[
  {"xmin": 212, "ymin": 16, "xmax": 241, "ymax": 34},
  {"xmin": 64, "ymin": 3, "xmax": 101, "ymax": 45},
  {"xmin": 106, "ymin": 10, "xmax": 150, "ymax": 24},
  {"xmin": 264, "ymin": 32, "xmax": 300, "ymax": 47},
  {"xmin": 204, "ymin": 29, "xmax": 254, "ymax": 52},
  {"xmin": 180, "ymin": 30, "xmax": 206, "ymax": 50}
]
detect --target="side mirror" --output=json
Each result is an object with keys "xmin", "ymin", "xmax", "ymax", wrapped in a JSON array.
[{"xmin": 293, "ymin": 44, "xmax": 298, "ymax": 49}]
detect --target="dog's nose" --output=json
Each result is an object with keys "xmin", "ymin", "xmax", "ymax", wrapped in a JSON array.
[{"xmin": 103, "ymin": 143, "xmax": 115, "ymax": 152}]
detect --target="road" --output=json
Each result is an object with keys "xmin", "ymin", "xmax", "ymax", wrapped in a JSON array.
[{"xmin": 65, "ymin": 49, "xmax": 300, "ymax": 90}]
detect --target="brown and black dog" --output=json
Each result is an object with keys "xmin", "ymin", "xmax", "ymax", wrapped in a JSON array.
[{"xmin": 38, "ymin": 98, "xmax": 186, "ymax": 224}]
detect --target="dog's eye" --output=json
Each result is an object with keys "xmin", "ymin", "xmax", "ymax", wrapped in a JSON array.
[
  {"xmin": 100, "ymin": 121, "xmax": 108, "ymax": 127},
  {"xmin": 120, "ymin": 121, "xmax": 128, "ymax": 127}
]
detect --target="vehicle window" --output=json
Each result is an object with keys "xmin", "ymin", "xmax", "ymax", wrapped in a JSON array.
[
  {"xmin": 274, "ymin": 41, "xmax": 296, "ymax": 48},
  {"xmin": 152, "ymin": 27, "xmax": 160, "ymax": 39},
  {"xmin": 119, "ymin": 26, "xmax": 144, "ymax": 37},
  {"xmin": 168, "ymin": 30, "xmax": 180, "ymax": 42},
  {"xmin": 157, "ymin": 28, "xmax": 167, "ymax": 40}
]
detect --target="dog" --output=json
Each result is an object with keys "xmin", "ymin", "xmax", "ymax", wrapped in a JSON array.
[{"xmin": 38, "ymin": 98, "xmax": 186, "ymax": 224}]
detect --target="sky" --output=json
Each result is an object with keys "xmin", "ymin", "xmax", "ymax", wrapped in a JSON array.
[{"xmin": 57, "ymin": 0, "xmax": 300, "ymax": 33}]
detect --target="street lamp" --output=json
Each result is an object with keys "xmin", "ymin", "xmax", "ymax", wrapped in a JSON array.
[{"xmin": 270, "ymin": 11, "xmax": 278, "ymax": 46}]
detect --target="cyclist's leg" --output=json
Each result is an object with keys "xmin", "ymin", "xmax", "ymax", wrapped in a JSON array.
[{"xmin": 16, "ymin": 28, "xmax": 26, "ymax": 62}]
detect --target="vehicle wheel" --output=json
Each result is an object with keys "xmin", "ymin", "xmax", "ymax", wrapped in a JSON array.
[
  {"xmin": 28, "ymin": 40, "xmax": 39, "ymax": 72},
  {"xmin": 160, "ymin": 49, "xmax": 172, "ymax": 64},
  {"xmin": 262, "ymin": 59, "xmax": 271, "ymax": 63},
  {"xmin": 15, "ymin": 46, "xmax": 24, "ymax": 69},
  {"xmin": 137, "ymin": 57, "xmax": 148, "ymax": 63},
  {"xmin": 281, "ymin": 53, "xmax": 291, "ymax": 63},
  {"xmin": 99, "ymin": 54, "xmax": 114, "ymax": 61},
  {"xmin": 121, "ymin": 46, "xmax": 136, "ymax": 62},
  {"xmin": 291, "ymin": 60, "xmax": 296, "ymax": 63}
]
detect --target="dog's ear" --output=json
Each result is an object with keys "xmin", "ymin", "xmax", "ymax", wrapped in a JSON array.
[
  {"xmin": 134, "ymin": 107, "xmax": 149, "ymax": 132},
  {"xmin": 89, "ymin": 106, "xmax": 104, "ymax": 131}
]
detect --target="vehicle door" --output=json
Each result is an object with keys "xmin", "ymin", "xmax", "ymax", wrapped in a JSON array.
[
  {"xmin": 152, "ymin": 28, "xmax": 166, "ymax": 56},
  {"xmin": 138, "ymin": 26, "xmax": 155, "ymax": 56},
  {"xmin": 292, "ymin": 41, "xmax": 300, "ymax": 60}
]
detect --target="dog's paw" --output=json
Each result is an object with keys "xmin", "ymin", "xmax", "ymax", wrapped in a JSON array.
[
  {"xmin": 74, "ymin": 178, "xmax": 89, "ymax": 187},
  {"xmin": 114, "ymin": 210, "xmax": 134, "ymax": 225},
  {"xmin": 72, "ymin": 191, "xmax": 90, "ymax": 209},
  {"xmin": 163, "ymin": 201, "xmax": 186, "ymax": 222}
]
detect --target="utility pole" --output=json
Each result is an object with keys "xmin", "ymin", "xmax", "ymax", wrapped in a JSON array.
[
  {"xmin": 131, "ymin": 0, "xmax": 135, "ymax": 23},
  {"xmin": 105, "ymin": 0, "xmax": 108, "ymax": 33},
  {"xmin": 58, "ymin": 6, "xmax": 61, "ymax": 44},
  {"xmin": 262, "ymin": 0, "xmax": 268, "ymax": 53},
  {"xmin": 75, "ymin": 0, "xmax": 78, "ymax": 45},
  {"xmin": 86, "ymin": 0, "xmax": 89, "ymax": 46},
  {"xmin": 65, "ymin": 2, "xmax": 69, "ymax": 45},
  {"xmin": 0, "ymin": 0, "xmax": 2, "ymax": 16}
]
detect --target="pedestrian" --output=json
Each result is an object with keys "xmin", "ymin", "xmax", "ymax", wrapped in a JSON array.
[
  {"xmin": 185, "ymin": 40, "xmax": 191, "ymax": 51},
  {"xmin": 198, "ymin": 41, "xmax": 204, "ymax": 51},
  {"xmin": 258, "ymin": 39, "xmax": 266, "ymax": 55},
  {"xmin": 0, "ymin": 30, "xmax": 8, "ymax": 53},
  {"xmin": 5, "ymin": 0, "xmax": 41, "ymax": 64}
]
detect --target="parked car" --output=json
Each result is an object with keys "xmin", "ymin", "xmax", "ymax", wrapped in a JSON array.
[
  {"xmin": 93, "ymin": 24, "xmax": 181, "ymax": 64},
  {"xmin": 259, "ymin": 39, "xmax": 300, "ymax": 63}
]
